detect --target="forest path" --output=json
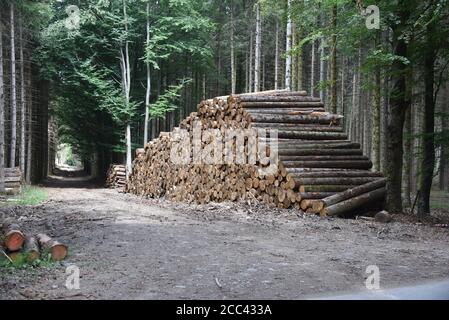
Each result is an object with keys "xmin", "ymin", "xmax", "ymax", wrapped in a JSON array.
[{"xmin": 1, "ymin": 176, "xmax": 449, "ymax": 300}]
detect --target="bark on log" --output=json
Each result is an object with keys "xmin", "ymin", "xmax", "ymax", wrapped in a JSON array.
[
  {"xmin": 320, "ymin": 187, "xmax": 386, "ymax": 217},
  {"xmin": 279, "ymin": 148, "xmax": 363, "ymax": 156},
  {"xmin": 242, "ymin": 102, "xmax": 325, "ymax": 108},
  {"xmin": 276, "ymin": 130, "xmax": 348, "ymax": 140},
  {"xmin": 23, "ymin": 236, "xmax": 40, "ymax": 262},
  {"xmin": 1, "ymin": 220, "xmax": 24, "ymax": 251},
  {"xmin": 299, "ymin": 192, "xmax": 337, "ymax": 199},
  {"xmin": 283, "ymin": 160, "xmax": 373, "ymax": 170},
  {"xmin": 237, "ymin": 96, "xmax": 319, "ymax": 103},
  {"xmin": 294, "ymin": 177, "xmax": 379, "ymax": 187},
  {"xmin": 299, "ymin": 185, "xmax": 359, "ymax": 193},
  {"xmin": 36, "ymin": 234, "xmax": 68, "ymax": 261},
  {"xmin": 281, "ymin": 155, "xmax": 369, "ymax": 162},
  {"xmin": 318, "ymin": 178, "xmax": 387, "ymax": 210},
  {"xmin": 249, "ymin": 113, "xmax": 343, "ymax": 124}
]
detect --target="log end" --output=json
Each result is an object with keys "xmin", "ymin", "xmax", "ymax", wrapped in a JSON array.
[
  {"xmin": 51, "ymin": 244, "xmax": 68, "ymax": 261},
  {"xmin": 5, "ymin": 230, "xmax": 25, "ymax": 251}
]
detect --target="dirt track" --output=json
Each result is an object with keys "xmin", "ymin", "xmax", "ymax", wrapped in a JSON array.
[{"xmin": 1, "ymin": 177, "xmax": 449, "ymax": 300}]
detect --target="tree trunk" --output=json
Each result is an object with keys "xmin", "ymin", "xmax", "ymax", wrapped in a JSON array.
[
  {"xmin": 249, "ymin": 28, "xmax": 253, "ymax": 93},
  {"xmin": 310, "ymin": 41, "xmax": 315, "ymax": 96},
  {"xmin": 417, "ymin": 19, "xmax": 436, "ymax": 217},
  {"xmin": 10, "ymin": 2, "xmax": 17, "ymax": 168},
  {"xmin": 26, "ymin": 64, "xmax": 32, "ymax": 183},
  {"xmin": 274, "ymin": 18, "xmax": 279, "ymax": 90},
  {"xmin": 285, "ymin": 0, "xmax": 292, "ymax": 91},
  {"xmin": 329, "ymin": 5, "xmax": 337, "ymax": 113},
  {"xmin": 402, "ymin": 106, "xmax": 412, "ymax": 208},
  {"xmin": 440, "ymin": 82, "xmax": 449, "ymax": 191},
  {"xmin": 143, "ymin": 1, "xmax": 151, "ymax": 145},
  {"xmin": 385, "ymin": 4, "xmax": 411, "ymax": 214},
  {"xmin": 230, "ymin": 3, "xmax": 236, "ymax": 94},
  {"xmin": 319, "ymin": 39, "xmax": 325, "ymax": 102},
  {"xmin": 19, "ymin": 18, "xmax": 26, "ymax": 174},
  {"xmin": 371, "ymin": 32, "xmax": 381, "ymax": 171},
  {"xmin": 0, "ymin": 20, "xmax": 5, "ymax": 192},
  {"xmin": 254, "ymin": 3, "xmax": 261, "ymax": 93}
]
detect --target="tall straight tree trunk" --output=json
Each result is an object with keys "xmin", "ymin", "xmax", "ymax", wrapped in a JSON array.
[
  {"xmin": 371, "ymin": 32, "xmax": 381, "ymax": 171},
  {"xmin": 291, "ymin": 23, "xmax": 297, "ymax": 91},
  {"xmin": 10, "ymin": 2, "xmax": 17, "ymax": 168},
  {"xmin": 418, "ymin": 19, "xmax": 436, "ymax": 217},
  {"xmin": 402, "ymin": 106, "xmax": 412, "ymax": 208},
  {"xmin": 329, "ymin": 5, "xmax": 338, "ymax": 113},
  {"xmin": 230, "ymin": 4, "xmax": 236, "ymax": 94},
  {"xmin": 385, "ymin": 4, "xmax": 412, "ymax": 214},
  {"xmin": 319, "ymin": 39, "xmax": 325, "ymax": 102},
  {"xmin": 285, "ymin": 0, "xmax": 292, "ymax": 91},
  {"xmin": 297, "ymin": 30, "xmax": 303, "ymax": 91},
  {"xmin": 440, "ymin": 82, "xmax": 449, "ymax": 191},
  {"xmin": 19, "ymin": 18, "xmax": 26, "ymax": 174},
  {"xmin": 310, "ymin": 41, "xmax": 315, "ymax": 96},
  {"xmin": 274, "ymin": 18, "xmax": 279, "ymax": 90},
  {"xmin": 121, "ymin": 0, "xmax": 132, "ymax": 176},
  {"xmin": 249, "ymin": 29, "xmax": 253, "ymax": 93},
  {"xmin": 26, "ymin": 67, "xmax": 32, "ymax": 184},
  {"xmin": 0, "ymin": 21, "xmax": 5, "ymax": 192},
  {"xmin": 143, "ymin": 1, "xmax": 151, "ymax": 145},
  {"xmin": 254, "ymin": 3, "xmax": 261, "ymax": 93}
]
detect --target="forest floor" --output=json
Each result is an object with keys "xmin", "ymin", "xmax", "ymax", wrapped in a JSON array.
[{"xmin": 1, "ymin": 175, "xmax": 449, "ymax": 300}]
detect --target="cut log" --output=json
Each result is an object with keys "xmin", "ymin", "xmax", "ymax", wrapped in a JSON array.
[
  {"xmin": 1, "ymin": 220, "xmax": 24, "ymax": 251},
  {"xmin": 299, "ymin": 192, "xmax": 337, "ymax": 199},
  {"xmin": 276, "ymin": 130, "xmax": 347, "ymax": 140},
  {"xmin": 237, "ymin": 96, "xmax": 319, "ymax": 103},
  {"xmin": 283, "ymin": 160, "xmax": 373, "ymax": 170},
  {"xmin": 320, "ymin": 187, "xmax": 386, "ymax": 217},
  {"xmin": 242, "ymin": 102, "xmax": 325, "ymax": 108},
  {"xmin": 246, "ymin": 108, "xmax": 326, "ymax": 114},
  {"xmin": 294, "ymin": 177, "xmax": 379, "ymax": 188},
  {"xmin": 36, "ymin": 234, "xmax": 68, "ymax": 261},
  {"xmin": 317, "ymin": 178, "xmax": 387, "ymax": 210},
  {"xmin": 299, "ymin": 185, "xmax": 359, "ymax": 193},
  {"xmin": 249, "ymin": 113, "xmax": 343, "ymax": 124},
  {"xmin": 23, "ymin": 236, "xmax": 40, "ymax": 262},
  {"xmin": 281, "ymin": 155, "xmax": 369, "ymax": 162},
  {"xmin": 254, "ymin": 124, "xmax": 344, "ymax": 132},
  {"xmin": 289, "ymin": 169, "xmax": 383, "ymax": 178}
]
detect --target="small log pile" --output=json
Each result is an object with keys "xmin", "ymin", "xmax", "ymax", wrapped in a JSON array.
[
  {"xmin": 1, "ymin": 219, "xmax": 68, "ymax": 263},
  {"xmin": 106, "ymin": 164, "xmax": 126, "ymax": 190},
  {"xmin": 1, "ymin": 168, "xmax": 22, "ymax": 195},
  {"xmin": 126, "ymin": 90, "xmax": 386, "ymax": 216}
]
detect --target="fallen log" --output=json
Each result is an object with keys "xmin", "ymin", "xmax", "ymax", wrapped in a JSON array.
[
  {"xmin": 279, "ymin": 148, "xmax": 363, "ymax": 156},
  {"xmin": 36, "ymin": 234, "xmax": 68, "ymax": 261},
  {"xmin": 298, "ymin": 185, "xmax": 359, "ymax": 193},
  {"xmin": 317, "ymin": 178, "xmax": 387, "ymax": 211},
  {"xmin": 249, "ymin": 113, "xmax": 343, "ymax": 124},
  {"xmin": 283, "ymin": 160, "xmax": 373, "ymax": 170},
  {"xmin": 254, "ymin": 124, "xmax": 344, "ymax": 132},
  {"xmin": 281, "ymin": 155, "xmax": 369, "ymax": 162},
  {"xmin": 242, "ymin": 102, "xmax": 325, "ymax": 108},
  {"xmin": 23, "ymin": 236, "xmax": 40, "ymax": 262},
  {"xmin": 294, "ymin": 177, "xmax": 380, "ymax": 188},
  {"xmin": 1, "ymin": 220, "xmax": 24, "ymax": 251},
  {"xmin": 276, "ymin": 130, "xmax": 348, "ymax": 140},
  {"xmin": 289, "ymin": 170, "xmax": 383, "ymax": 178},
  {"xmin": 247, "ymin": 108, "xmax": 326, "ymax": 114},
  {"xmin": 237, "ymin": 96, "xmax": 319, "ymax": 103},
  {"xmin": 299, "ymin": 192, "xmax": 337, "ymax": 200},
  {"xmin": 320, "ymin": 187, "xmax": 386, "ymax": 217}
]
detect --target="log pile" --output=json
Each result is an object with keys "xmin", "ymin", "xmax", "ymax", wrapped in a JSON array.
[
  {"xmin": 1, "ymin": 168, "xmax": 22, "ymax": 195},
  {"xmin": 1, "ymin": 219, "xmax": 68, "ymax": 263},
  {"xmin": 106, "ymin": 164, "xmax": 126, "ymax": 190},
  {"xmin": 126, "ymin": 90, "xmax": 386, "ymax": 217}
]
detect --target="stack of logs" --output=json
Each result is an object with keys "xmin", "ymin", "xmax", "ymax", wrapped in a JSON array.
[
  {"xmin": 2, "ymin": 168, "xmax": 22, "ymax": 195},
  {"xmin": 126, "ymin": 90, "xmax": 386, "ymax": 217},
  {"xmin": 106, "ymin": 165, "xmax": 126, "ymax": 190},
  {"xmin": 1, "ymin": 219, "xmax": 68, "ymax": 263}
]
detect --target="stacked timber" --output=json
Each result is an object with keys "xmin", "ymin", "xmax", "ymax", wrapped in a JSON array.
[
  {"xmin": 2, "ymin": 168, "xmax": 22, "ymax": 195},
  {"xmin": 0, "ymin": 219, "xmax": 68, "ymax": 263},
  {"xmin": 125, "ymin": 90, "xmax": 386, "ymax": 217},
  {"xmin": 106, "ymin": 165, "xmax": 126, "ymax": 189}
]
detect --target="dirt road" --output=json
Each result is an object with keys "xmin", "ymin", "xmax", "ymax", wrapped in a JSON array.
[{"xmin": 1, "ymin": 177, "xmax": 449, "ymax": 300}]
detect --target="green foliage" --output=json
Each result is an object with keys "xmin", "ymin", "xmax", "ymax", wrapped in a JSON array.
[
  {"xmin": 0, "ymin": 251, "xmax": 55, "ymax": 270},
  {"xmin": 149, "ymin": 79, "xmax": 191, "ymax": 119},
  {"xmin": 1, "ymin": 186, "xmax": 49, "ymax": 207}
]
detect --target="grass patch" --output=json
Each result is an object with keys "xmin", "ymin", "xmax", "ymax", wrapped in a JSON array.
[
  {"xmin": 5, "ymin": 185, "xmax": 48, "ymax": 206},
  {"xmin": 0, "ymin": 251, "xmax": 55, "ymax": 270}
]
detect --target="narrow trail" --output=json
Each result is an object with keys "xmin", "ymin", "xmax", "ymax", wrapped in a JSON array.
[{"xmin": 2, "ymin": 175, "xmax": 449, "ymax": 300}]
